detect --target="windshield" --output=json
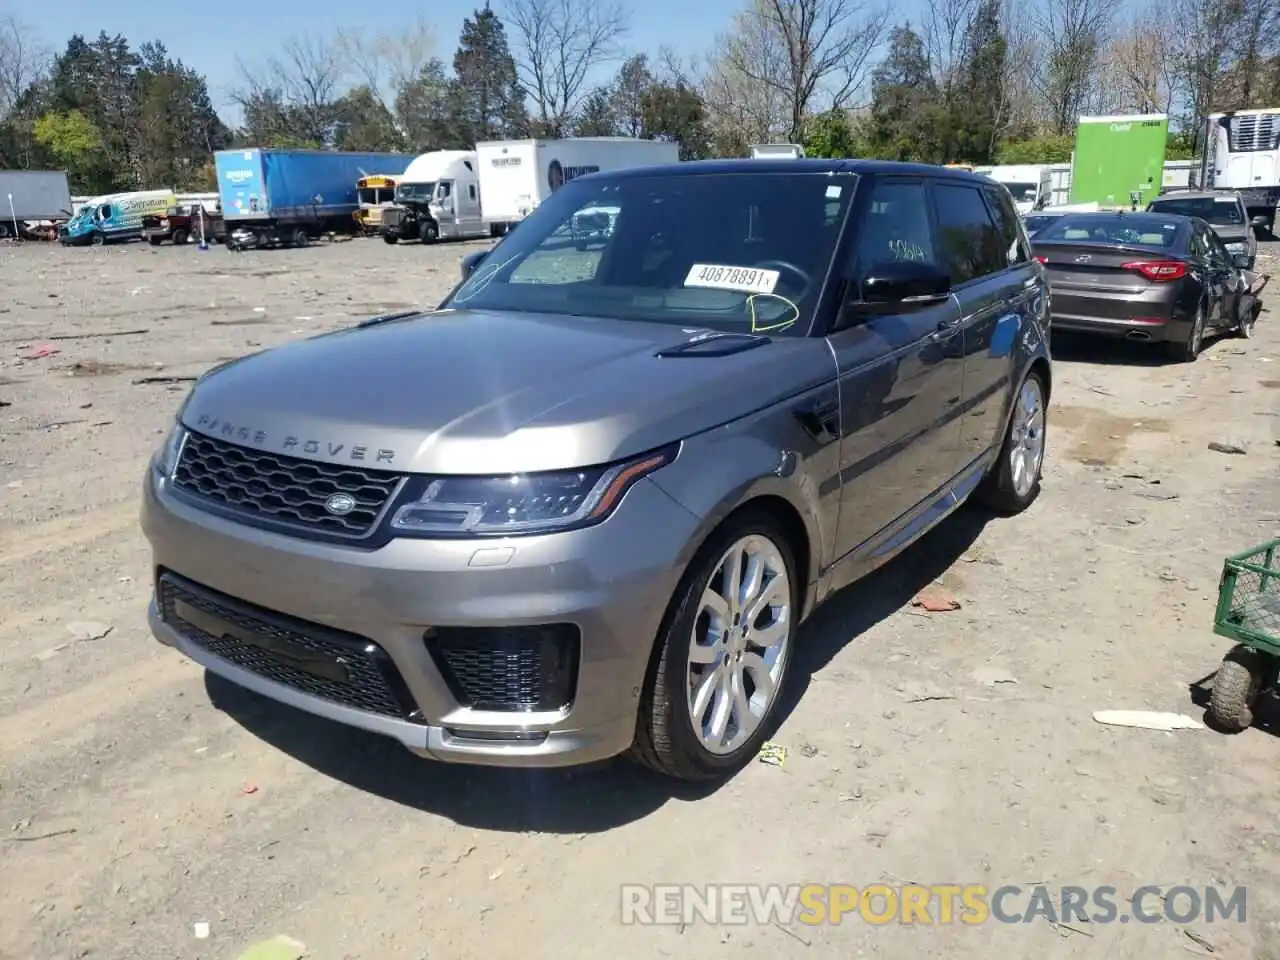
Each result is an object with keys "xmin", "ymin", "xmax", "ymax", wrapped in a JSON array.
[
  {"xmin": 1037, "ymin": 214, "xmax": 1181, "ymax": 249},
  {"xmin": 1147, "ymin": 196, "xmax": 1244, "ymax": 226},
  {"xmin": 1003, "ymin": 182, "xmax": 1038, "ymax": 202},
  {"xmin": 445, "ymin": 171, "xmax": 856, "ymax": 337},
  {"xmin": 396, "ymin": 182, "xmax": 435, "ymax": 201}
]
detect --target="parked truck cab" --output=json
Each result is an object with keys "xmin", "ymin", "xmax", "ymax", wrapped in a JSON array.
[{"xmin": 381, "ymin": 151, "xmax": 487, "ymax": 245}]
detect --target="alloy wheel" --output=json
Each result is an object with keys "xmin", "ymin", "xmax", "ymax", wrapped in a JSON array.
[{"xmin": 686, "ymin": 534, "xmax": 792, "ymax": 755}]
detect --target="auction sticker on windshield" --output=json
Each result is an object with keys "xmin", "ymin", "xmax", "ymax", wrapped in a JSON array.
[{"xmin": 684, "ymin": 264, "xmax": 780, "ymax": 295}]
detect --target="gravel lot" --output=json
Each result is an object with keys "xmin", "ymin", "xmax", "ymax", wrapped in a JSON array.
[{"xmin": 1, "ymin": 235, "xmax": 1278, "ymax": 960}]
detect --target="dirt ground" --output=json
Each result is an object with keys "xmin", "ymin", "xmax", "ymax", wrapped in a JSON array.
[{"xmin": 1, "ymin": 234, "xmax": 1278, "ymax": 960}]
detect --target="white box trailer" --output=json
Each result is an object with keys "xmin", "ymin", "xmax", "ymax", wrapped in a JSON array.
[
  {"xmin": 475, "ymin": 137, "xmax": 679, "ymax": 232},
  {"xmin": 0, "ymin": 170, "xmax": 72, "ymax": 238}
]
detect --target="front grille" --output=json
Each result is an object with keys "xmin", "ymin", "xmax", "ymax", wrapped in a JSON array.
[
  {"xmin": 158, "ymin": 572, "xmax": 419, "ymax": 721},
  {"xmin": 427, "ymin": 625, "xmax": 580, "ymax": 712},
  {"xmin": 173, "ymin": 430, "xmax": 404, "ymax": 538}
]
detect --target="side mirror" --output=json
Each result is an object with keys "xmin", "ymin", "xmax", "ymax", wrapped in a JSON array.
[
  {"xmin": 1233, "ymin": 252, "xmax": 1251, "ymax": 270},
  {"xmin": 854, "ymin": 260, "xmax": 952, "ymax": 312},
  {"xmin": 1251, "ymin": 215, "xmax": 1268, "ymax": 227},
  {"xmin": 460, "ymin": 249, "xmax": 488, "ymax": 281}
]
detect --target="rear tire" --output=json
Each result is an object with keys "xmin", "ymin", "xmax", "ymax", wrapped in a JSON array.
[
  {"xmin": 1209, "ymin": 645, "xmax": 1264, "ymax": 732},
  {"xmin": 630, "ymin": 510, "xmax": 799, "ymax": 781},
  {"xmin": 1167, "ymin": 302, "xmax": 1205, "ymax": 362},
  {"xmin": 972, "ymin": 368, "xmax": 1047, "ymax": 516},
  {"xmin": 291, "ymin": 228, "xmax": 309, "ymax": 248}
]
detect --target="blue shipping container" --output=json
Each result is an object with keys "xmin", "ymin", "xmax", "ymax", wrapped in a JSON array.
[{"xmin": 215, "ymin": 149, "xmax": 415, "ymax": 223}]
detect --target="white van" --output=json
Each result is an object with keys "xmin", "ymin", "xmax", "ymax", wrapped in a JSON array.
[{"xmin": 973, "ymin": 165, "xmax": 1053, "ymax": 214}]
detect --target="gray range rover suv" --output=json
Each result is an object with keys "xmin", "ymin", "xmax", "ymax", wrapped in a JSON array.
[{"xmin": 142, "ymin": 160, "xmax": 1051, "ymax": 781}]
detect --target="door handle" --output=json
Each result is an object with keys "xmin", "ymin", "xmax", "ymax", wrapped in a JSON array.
[{"xmin": 795, "ymin": 398, "xmax": 840, "ymax": 444}]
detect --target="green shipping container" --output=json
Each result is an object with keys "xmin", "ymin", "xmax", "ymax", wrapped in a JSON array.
[{"xmin": 1069, "ymin": 114, "xmax": 1169, "ymax": 208}]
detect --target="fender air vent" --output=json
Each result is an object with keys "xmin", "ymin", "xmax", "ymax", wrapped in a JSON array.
[{"xmin": 656, "ymin": 333, "xmax": 771, "ymax": 358}]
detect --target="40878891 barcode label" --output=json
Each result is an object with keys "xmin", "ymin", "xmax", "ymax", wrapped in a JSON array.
[{"xmin": 683, "ymin": 263, "xmax": 781, "ymax": 295}]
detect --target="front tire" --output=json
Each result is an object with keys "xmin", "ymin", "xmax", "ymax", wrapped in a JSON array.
[
  {"xmin": 972, "ymin": 368, "xmax": 1046, "ymax": 515},
  {"xmin": 172, "ymin": 228, "xmax": 189, "ymax": 246},
  {"xmin": 1237, "ymin": 299, "xmax": 1259, "ymax": 339},
  {"xmin": 419, "ymin": 220, "xmax": 439, "ymax": 244},
  {"xmin": 382, "ymin": 233, "xmax": 398, "ymax": 245},
  {"xmin": 631, "ymin": 511, "xmax": 799, "ymax": 781}
]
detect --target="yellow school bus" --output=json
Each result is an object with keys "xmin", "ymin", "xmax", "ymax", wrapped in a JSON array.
[
  {"xmin": 944, "ymin": 163, "xmax": 974, "ymax": 171},
  {"xmin": 353, "ymin": 175, "xmax": 400, "ymax": 234}
]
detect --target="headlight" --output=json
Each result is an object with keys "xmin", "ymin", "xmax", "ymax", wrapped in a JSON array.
[
  {"xmin": 389, "ymin": 445, "xmax": 677, "ymax": 536},
  {"xmin": 153, "ymin": 421, "xmax": 187, "ymax": 478}
]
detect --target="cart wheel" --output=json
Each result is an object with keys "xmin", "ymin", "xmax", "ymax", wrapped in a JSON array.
[{"xmin": 1209, "ymin": 645, "xmax": 1264, "ymax": 732}]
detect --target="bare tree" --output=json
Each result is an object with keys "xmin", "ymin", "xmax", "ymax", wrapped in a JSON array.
[
  {"xmin": 500, "ymin": 0, "xmax": 628, "ymax": 133},
  {"xmin": 924, "ymin": 0, "xmax": 977, "ymax": 96},
  {"xmin": 999, "ymin": 0, "xmax": 1042, "ymax": 133},
  {"xmin": 0, "ymin": 15, "xmax": 48, "ymax": 118},
  {"xmin": 335, "ymin": 17, "xmax": 437, "ymax": 117},
  {"xmin": 1169, "ymin": 0, "xmax": 1243, "ymax": 130},
  {"xmin": 701, "ymin": 3, "xmax": 792, "ymax": 153},
  {"xmin": 725, "ymin": 0, "xmax": 889, "ymax": 142},
  {"xmin": 1033, "ymin": 0, "xmax": 1112, "ymax": 133},
  {"xmin": 234, "ymin": 33, "xmax": 346, "ymax": 144},
  {"xmin": 1103, "ymin": 6, "xmax": 1180, "ymax": 114}
]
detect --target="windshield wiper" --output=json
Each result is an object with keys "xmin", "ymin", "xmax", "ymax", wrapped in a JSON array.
[{"xmin": 357, "ymin": 310, "xmax": 421, "ymax": 328}]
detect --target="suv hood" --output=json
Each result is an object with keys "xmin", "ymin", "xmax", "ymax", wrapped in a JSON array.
[
  {"xmin": 181, "ymin": 309, "xmax": 834, "ymax": 475},
  {"xmin": 1214, "ymin": 224, "xmax": 1251, "ymax": 243}
]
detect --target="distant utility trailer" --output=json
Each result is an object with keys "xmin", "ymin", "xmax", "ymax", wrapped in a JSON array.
[{"xmin": 750, "ymin": 144, "xmax": 805, "ymax": 159}]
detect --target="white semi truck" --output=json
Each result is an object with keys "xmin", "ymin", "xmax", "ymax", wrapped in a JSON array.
[{"xmin": 1199, "ymin": 109, "xmax": 1280, "ymax": 233}]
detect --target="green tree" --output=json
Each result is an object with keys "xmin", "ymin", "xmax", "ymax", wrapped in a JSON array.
[
  {"xmin": 450, "ymin": 5, "xmax": 527, "ymax": 144},
  {"xmin": 866, "ymin": 25, "xmax": 943, "ymax": 162},
  {"xmin": 573, "ymin": 86, "xmax": 618, "ymax": 135},
  {"xmin": 396, "ymin": 59, "xmax": 466, "ymax": 150},
  {"xmin": 641, "ymin": 82, "xmax": 711, "ymax": 159},
  {"xmin": 951, "ymin": 0, "xmax": 1005, "ymax": 164},
  {"xmin": 611, "ymin": 54, "xmax": 653, "ymax": 137},
  {"xmin": 33, "ymin": 110, "xmax": 105, "ymax": 188},
  {"xmin": 334, "ymin": 85, "xmax": 405, "ymax": 151},
  {"xmin": 995, "ymin": 134, "xmax": 1074, "ymax": 163},
  {"xmin": 803, "ymin": 109, "xmax": 857, "ymax": 158}
]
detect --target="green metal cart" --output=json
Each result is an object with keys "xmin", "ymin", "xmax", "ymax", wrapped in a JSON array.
[{"xmin": 1209, "ymin": 539, "xmax": 1280, "ymax": 731}]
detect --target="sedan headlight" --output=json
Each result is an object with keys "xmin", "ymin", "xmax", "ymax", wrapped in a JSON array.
[
  {"xmin": 152, "ymin": 421, "xmax": 187, "ymax": 479},
  {"xmin": 389, "ymin": 445, "xmax": 677, "ymax": 536}
]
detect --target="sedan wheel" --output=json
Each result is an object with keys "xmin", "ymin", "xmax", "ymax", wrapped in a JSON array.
[{"xmin": 631, "ymin": 512, "xmax": 797, "ymax": 780}]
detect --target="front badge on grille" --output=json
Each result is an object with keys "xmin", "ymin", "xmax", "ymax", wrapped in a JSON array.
[{"xmin": 325, "ymin": 493, "xmax": 357, "ymax": 516}]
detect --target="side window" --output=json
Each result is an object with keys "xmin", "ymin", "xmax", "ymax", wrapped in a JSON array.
[
  {"xmin": 1189, "ymin": 226, "xmax": 1208, "ymax": 260},
  {"xmin": 468, "ymin": 184, "xmax": 477, "ymax": 201},
  {"xmin": 933, "ymin": 183, "xmax": 1006, "ymax": 285},
  {"xmin": 850, "ymin": 180, "xmax": 937, "ymax": 296},
  {"xmin": 983, "ymin": 185, "xmax": 1030, "ymax": 266}
]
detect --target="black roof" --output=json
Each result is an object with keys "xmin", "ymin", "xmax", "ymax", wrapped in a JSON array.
[{"xmin": 581, "ymin": 158, "xmax": 995, "ymax": 182}]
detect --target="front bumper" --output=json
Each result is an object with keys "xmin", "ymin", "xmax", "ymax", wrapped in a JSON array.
[{"xmin": 140, "ymin": 467, "xmax": 698, "ymax": 767}]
